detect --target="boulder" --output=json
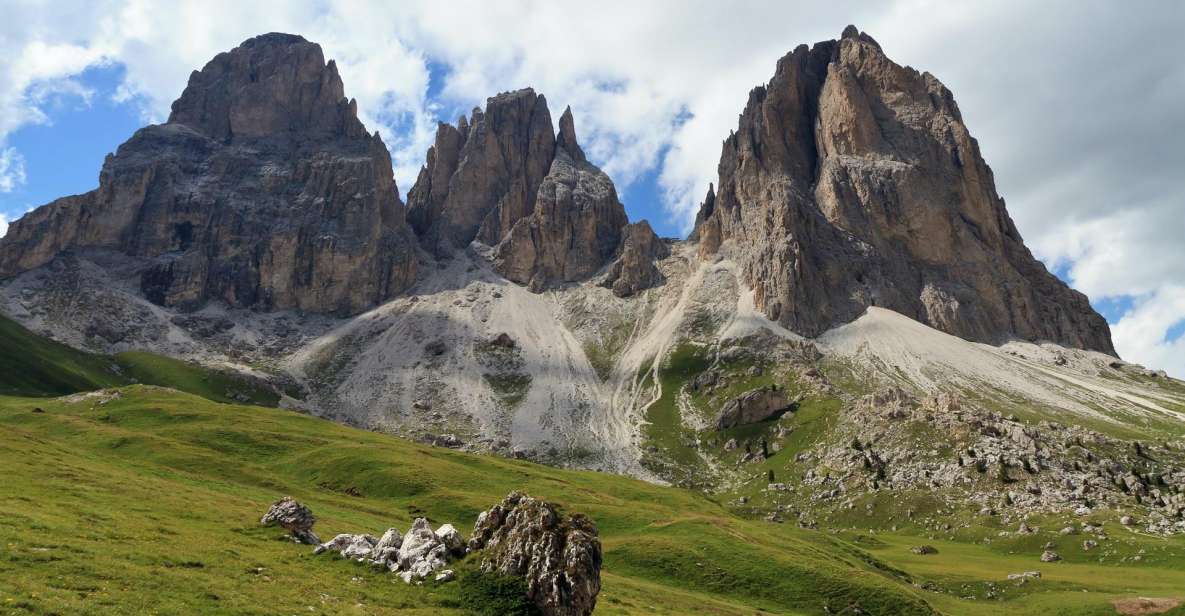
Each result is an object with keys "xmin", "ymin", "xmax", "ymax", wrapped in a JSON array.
[
  {"xmin": 313, "ymin": 518, "xmax": 461, "ymax": 583},
  {"xmin": 715, "ymin": 385, "xmax": 798, "ymax": 429},
  {"xmin": 314, "ymin": 533, "xmax": 376, "ymax": 559},
  {"xmin": 369, "ymin": 528, "xmax": 404, "ymax": 567},
  {"xmin": 469, "ymin": 492, "xmax": 602, "ymax": 616},
  {"xmin": 434, "ymin": 523, "xmax": 467, "ymax": 557},
  {"xmin": 391, "ymin": 518, "xmax": 458, "ymax": 582},
  {"xmin": 1040, "ymin": 550, "xmax": 1061, "ymax": 562},
  {"xmin": 260, "ymin": 496, "xmax": 320, "ymax": 545}
]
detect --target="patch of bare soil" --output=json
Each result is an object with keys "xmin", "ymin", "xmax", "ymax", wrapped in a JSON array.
[{"xmin": 1112, "ymin": 597, "xmax": 1182, "ymax": 615}]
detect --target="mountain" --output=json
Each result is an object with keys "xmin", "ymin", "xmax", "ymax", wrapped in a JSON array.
[
  {"xmin": 407, "ymin": 91, "xmax": 651, "ymax": 293},
  {"xmin": 693, "ymin": 26, "xmax": 1115, "ymax": 354},
  {"xmin": 2, "ymin": 25, "xmax": 1185, "ymax": 615},
  {"xmin": 0, "ymin": 33, "xmax": 417, "ymax": 316}
]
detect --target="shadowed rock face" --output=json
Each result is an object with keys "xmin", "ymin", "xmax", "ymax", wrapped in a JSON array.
[
  {"xmin": 494, "ymin": 107, "xmax": 629, "ymax": 291},
  {"xmin": 410, "ymin": 96, "xmax": 662, "ymax": 295},
  {"xmin": 407, "ymin": 88, "xmax": 557, "ymax": 256},
  {"xmin": 600, "ymin": 221, "xmax": 669, "ymax": 297},
  {"xmin": 693, "ymin": 25, "xmax": 1115, "ymax": 354},
  {"xmin": 0, "ymin": 33, "xmax": 417, "ymax": 315}
]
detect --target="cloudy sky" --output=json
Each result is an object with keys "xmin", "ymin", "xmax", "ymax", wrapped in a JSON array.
[{"xmin": 1, "ymin": 0, "xmax": 1182, "ymax": 375}]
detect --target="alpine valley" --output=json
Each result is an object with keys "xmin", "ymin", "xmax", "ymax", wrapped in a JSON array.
[{"xmin": 2, "ymin": 27, "xmax": 1184, "ymax": 616}]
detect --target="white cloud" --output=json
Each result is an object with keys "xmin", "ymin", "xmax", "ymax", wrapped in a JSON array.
[
  {"xmin": 0, "ymin": 148, "xmax": 26, "ymax": 193},
  {"xmin": 1112, "ymin": 287, "xmax": 1185, "ymax": 379},
  {"xmin": 0, "ymin": 0, "xmax": 1182, "ymax": 374},
  {"xmin": 0, "ymin": 213, "xmax": 8, "ymax": 239}
]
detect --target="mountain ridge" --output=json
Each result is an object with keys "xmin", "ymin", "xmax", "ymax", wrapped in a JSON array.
[
  {"xmin": 0, "ymin": 27, "xmax": 1115, "ymax": 357},
  {"xmin": 0, "ymin": 29, "xmax": 1156, "ymax": 483}
]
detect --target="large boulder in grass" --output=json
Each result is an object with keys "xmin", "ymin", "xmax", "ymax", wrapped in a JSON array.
[
  {"xmin": 715, "ymin": 385, "xmax": 798, "ymax": 429},
  {"xmin": 260, "ymin": 496, "xmax": 320, "ymax": 545},
  {"xmin": 469, "ymin": 492, "xmax": 602, "ymax": 616}
]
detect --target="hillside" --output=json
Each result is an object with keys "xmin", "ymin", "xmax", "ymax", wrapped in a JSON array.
[
  {"xmin": 2, "ymin": 386, "xmax": 1183, "ymax": 615},
  {"xmin": 0, "ymin": 314, "xmax": 279, "ymax": 405}
]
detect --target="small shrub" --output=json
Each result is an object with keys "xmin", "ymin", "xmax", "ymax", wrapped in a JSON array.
[{"xmin": 457, "ymin": 568, "xmax": 540, "ymax": 616}]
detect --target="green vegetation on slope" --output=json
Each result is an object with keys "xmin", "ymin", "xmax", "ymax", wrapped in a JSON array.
[
  {"xmin": 0, "ymin": 315, "xmax": 126, "ymax": 396},
  {"xmin": 0, "ymin": 387, "xmax": 935, "ymax": 615},
  {"xmin": 0, "ymin": 314, "xmax": 277, "ymax": 406},
  {"xmin": 637, "ymin": 343, "xmax": 717, "ymax": 486},
  {"xmin": 114, "ymin": 351, "xmax": 278, "ymax": 406},
  {"xmin": 3, "ymin": 315, "xmax": 1184, "ymax": 614}
]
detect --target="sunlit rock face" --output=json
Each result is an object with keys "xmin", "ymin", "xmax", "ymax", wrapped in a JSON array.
[
  {"xmin": 0, "ymin": 33, "xmax": 418, "ymax": 315},
  {"xmin": 693, "ymin": 25, "xmax": 1115, "ymax": 353}
]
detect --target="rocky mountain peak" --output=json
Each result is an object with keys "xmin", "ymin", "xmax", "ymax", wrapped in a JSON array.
[
  {"xmin": 693, "ymin": 26, "xmax": 1115, "ymax": 354},
  {"xmin": 168, "ymin": 32, "xmax": 367, "ymax": 143},
  {"xmin": 406, "ymin": 89, "xmax": 662, "ymax": 294},
  {"xmin": 840, "ymin": 24, "xmax": 881, "ymax": 50},
  {"xmin": 492, "ymin": 106, "xmax": 631, "ymax": 291},
  {"xmin": 557, "ymin": 106, "xmax": 586, "ymax": 162},
  {"xmin": 407, "ymin": 88, "xmax": 556, "ymax": 255},
  {"xmin": 0, "ymin": 33, "xmax": 417, "ymax": 315}
]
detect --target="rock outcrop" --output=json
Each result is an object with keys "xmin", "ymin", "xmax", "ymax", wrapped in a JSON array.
[
  {"xmin": 692, "ymin": 25, "xmax": 1115, "ymax": 354},
  {"xmin": 469, "ymin": 492, "xmax": 602, "ymax": 616},
  {"xmin": 260, "ymin": 496, "xmax": 320, "ymax": 545},
  {"xmin": 407, "ymin": 88, "xmax": 557, "ymax": 256},
  {"xmin": 715, "ymin": 385, "xmax": 797, "ymax": 429},
  {"xmin": 600, "ymin": 221, "xmax": 669, "ymax": 297},
  {"xmin": 408, "ymin": 93, "xmax": 663, "ymax": 295},
  {"xmin": 0, "ymin": 33, "xmax": 417, "ymax": 315},
  {"xmin": 314, "ymin": 517, "xmax": 464, "ymax": 583},
  {"xmin": 494, "ymin": 107, "xmax": 629, "ymax": 291}
]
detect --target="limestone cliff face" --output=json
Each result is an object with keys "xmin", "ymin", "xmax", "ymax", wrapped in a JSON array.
[
  {"xmin": 0, "ymin": 33, "xmax": 417, "ymax": 315},
  {"xmin": 409, "ymin": 95, "xmax": 659, "ymax": 294},
  {"xmin": 493, "ymin": 108, "xmax": 629, "ymax": 291},
  {"xmin": 693, "ymin": 26, "xmax": 1115, "ymax": 354},
  {"xmin": 406, "ymin": 88, "xmax": 556, "ymax": 256}
]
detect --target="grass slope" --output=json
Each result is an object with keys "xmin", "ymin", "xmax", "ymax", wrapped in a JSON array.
[
  {"xmin": 0, "ymin": 387, "xmax": 934, "ymax": 615},
  {"xmin": 2, "ymin": 389, "xmax": 1182, "ymax": 615},
  {"xmin": 0, "ymin": 315, "xmax": 126, "ymax": 396},
  {"xmin": 0, "ymin": 314, "xmax": 277, "ymax": 406}
]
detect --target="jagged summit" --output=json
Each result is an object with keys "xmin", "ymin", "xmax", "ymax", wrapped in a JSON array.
[
  {"xmin": 407, "ymin": 88, "xmax": 664, "ymax": 294},
  {"xmin": 492, "ymin": 105, "xmax": 630, "ymax": 291},
  {"xmin": 693, "ymin": 26, "xmax": 1115, "ymax": 354},
  {"xmin": 407, "ymin": 87, "xmax": 556, "ymax": 255},
  {"xmin": 0, "ymin": 33, "xmax": 417, "ymax": 315},
  {"xmin": 556, "ymin": 105, "xmax": 586, "ymax": 162},
  {"xmin": 169, "ymin": 32, "xmax": 368, "ymax": 143}
]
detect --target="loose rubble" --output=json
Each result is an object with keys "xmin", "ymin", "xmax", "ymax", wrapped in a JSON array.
[
  {"xmin": 267, "ymin": 492, "xmax": 602, "ymax": 615},
  {"xmin": 314, "ymin": 517, "xmax": 463, "ymax": 584},
  {"xmin": 783, "ymin": 386, "xmax": 1185, "ymax": 535}
]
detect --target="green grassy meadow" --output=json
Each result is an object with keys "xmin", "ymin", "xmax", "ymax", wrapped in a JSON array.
[{"xmin": 1, "ymin": 317, "xmax": 1183, "ymax": 615}]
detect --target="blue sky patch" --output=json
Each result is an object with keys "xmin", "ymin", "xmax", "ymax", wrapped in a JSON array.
[
  {"xmin": 1089, "ymin": 295, "xmax": 1135, "ymax": 325},
  {"xmin": 2, "ymin": 65, "xmax": 143, "ymax": 221},
  {"xmin": 1166, "ymin": 319, "xmax": 1185, "ymax": 344}
]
